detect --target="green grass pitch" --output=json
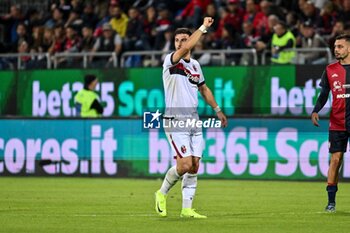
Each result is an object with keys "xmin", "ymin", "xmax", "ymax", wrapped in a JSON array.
[{"xmin": 1, "ymin": 177, "xmax": 350, "ymax": 233}]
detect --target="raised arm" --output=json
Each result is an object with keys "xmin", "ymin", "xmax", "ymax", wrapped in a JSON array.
[{"xmin": 171, "ymin": 17, "xmax": 214, "ymax": 64}]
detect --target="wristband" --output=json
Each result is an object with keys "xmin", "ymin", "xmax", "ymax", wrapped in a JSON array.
[
  {"xmin": 199, "ymin": 25, "xmax": 208, "ymax": 33},
  {"xmin": 214, "ymin": 106, "xmax": 221, "ymax": 113}
]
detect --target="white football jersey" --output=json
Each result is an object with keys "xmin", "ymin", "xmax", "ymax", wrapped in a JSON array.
[{"xmin": 162, "ymin": 53, "xmax": 205, "ymax": 118}]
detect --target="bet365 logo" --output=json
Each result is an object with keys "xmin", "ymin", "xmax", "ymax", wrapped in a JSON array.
[{"xmin": 143, "ymin": 110, "xmax": 162, "ymax": 128}]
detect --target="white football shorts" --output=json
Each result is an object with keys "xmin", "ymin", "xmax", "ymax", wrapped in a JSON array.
[{"xmin": 165, "ymin": 131, "xmax": 204, "ymax": 158}]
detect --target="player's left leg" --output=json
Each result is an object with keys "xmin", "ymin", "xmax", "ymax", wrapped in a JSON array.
[
  {"xmin": 180, "ymin": 156, "xmax": 207, "ymax": 218},
  {"xmin": 182, "ymin": 157, "xmax": 199, "ymax": 210},
  {"xmin": 326, "ymin": 152, "xmax": 344, "ymax": 212},
  {"xmin": 155, "ymin": 131, "xmax": 191, "ymax": 217},
  {"xmin": 325, "ymin": 130, "xmax": 346, "ymax": 212},
  {"xmin": 180, "ymin": 132, "xmax": 206, "ymax": 218}
]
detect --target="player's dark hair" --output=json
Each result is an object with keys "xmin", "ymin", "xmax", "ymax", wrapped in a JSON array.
[
  {"xmin": 174, "ymin": 28, "xmax": 192, "ymax": 37},
  {"xmin": 335, "ymin": 33, "xmax": 350, "ymax": 42}
]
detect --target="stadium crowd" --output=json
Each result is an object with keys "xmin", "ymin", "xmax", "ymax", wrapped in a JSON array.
[{"xmin": 0, "ymin": 0, "xmax": 350, "ymax": 68}]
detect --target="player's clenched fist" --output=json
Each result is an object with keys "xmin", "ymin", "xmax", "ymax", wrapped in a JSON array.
[{"xmin": 203, "ymin": 17, "xmax": 214, "ymax": 28}]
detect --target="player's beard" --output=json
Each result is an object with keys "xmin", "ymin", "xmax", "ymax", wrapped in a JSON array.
[{"xmin": 335, "ymin": 53, "xmax": 347, "ymax": 60}]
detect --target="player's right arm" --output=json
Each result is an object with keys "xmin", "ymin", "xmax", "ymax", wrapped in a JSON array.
[
  {"xmin": 171, "ymin": 17, "xmax": 214, "ymax": 64},
  {"xmin": 311, "ymin": 70, "xmax": 330, "ymax": 127}
]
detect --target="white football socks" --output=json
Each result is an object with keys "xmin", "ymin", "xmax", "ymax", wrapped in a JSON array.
[
  {"xmin": 182, "ymin": 173, "xmax": 197, "ymax": 209},
  {"xmin": 160, "ymin": 166, "xmax": 181, "ymax": 195}
]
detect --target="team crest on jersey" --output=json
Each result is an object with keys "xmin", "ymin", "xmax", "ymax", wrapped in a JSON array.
[
  {"xmin": 333, "ymin": 80, "xmax": 342, "ymax": 91},
  {"xmin": 181, "ymin": 145, "xmax": 187, "ymax": 154}
]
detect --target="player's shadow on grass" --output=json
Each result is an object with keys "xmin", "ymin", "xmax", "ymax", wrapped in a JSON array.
[
  {"xmin": 332, "ymin": 211, "xmax": 350, "ymax": 216},
  {"xmin": 154, "ymin": 212, "xmax": 266, "ymax": 221}
]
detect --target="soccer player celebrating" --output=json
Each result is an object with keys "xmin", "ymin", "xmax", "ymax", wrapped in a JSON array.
[
  {"xmin": 154, "ymin": 17, "xmax": 227, "ymax": 218},
  {"xmin": 311, "ymin": 33, "xmax": 350, "ymax": 212}
]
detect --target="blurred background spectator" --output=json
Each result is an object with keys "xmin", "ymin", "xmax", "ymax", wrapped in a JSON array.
[
  {"xmin": 90, "ymin": 22, "xmax": 122, "ymax": 68},
  {"xmin": 270, "ymin": 21, "xmax": 296, "ymax": 64},
  {"xmin": 297, "ymin": 20, "xmax": 328, "ymax": 64}
]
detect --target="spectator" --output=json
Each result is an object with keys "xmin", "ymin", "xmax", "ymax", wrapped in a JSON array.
[
  {"xmin": 11, "ymin": 23, "xmax": 32, "ymax": 52},
  {"xmin": 270, "ymin": 21, "xmax": 296, "ymax": 64},
  {"xmin": 258, "ymin": 0, "xmax": 271, "ymax": 36},
  {"xmin": 204, "ymin": 3, "xmax": 219, "ymax": 32},
  {"xmin": 17, "ymin": 39, "xmax": 34, "ymax": 69},
  {"xmin": 70, "ymin": 0, "xmax": 84, "ymax": 13},
  {"xmin": 244, "ymin": 0, "xmax": 266, "ymax": 36},
  {"xmin": 216, "ymin": 24, "xmax": 244, "ymax": 65},
  {"xmin": 216, "ymin": 0, "xmax": 244, "ymax": 38},
  {"xmin": 124, "ymin": 7, "xmax": 149, "ymax": 51},
  {"xmin": 264, "ymin": 0, "xmax": 286, "ymax": 20},
  {"xmin": 31, "ymin": 26, "xmax": 51, "ymax": 68},
  {"xmin": 298, "ymin": 20, "xmax": 328, "ymax": 64},
  {"xmin": 286, "ymin": 11, "xmax": 300, "ymax": 37},
  {"xmin": 57, "ymin": 25, "xmax": 82, "ymax": 67},
  {"xmin": 91, "ymin": 23, "xmax": 122, "ymax": 68},
  {"xmin": 63, "ymin": 25, "xmax": 81, "ymax": 53},
  {"xmin": 242, "ymin": 21, "xmax": 260, "ymax": 48},
  {"xmin": 94, "ymin": 0, "xmax": 110, "ymax": 21},
  {"xmin": 299, "ymin": 0, "xmax": 321, "ymax": 26},
  {"xmin": 48, "ymin": 24, "xmax": 65, "ymax": 54},
  {"xmin": 255, "ymin": 14, "xmax": 280, "ymax": 53},
  {"xmin": 64, "ymin": 9, "xmax": 83, "ymax": 30},
  {"xmin": 31, "ymin": 26, "xmax": 44, "ymax": 53},
  {"xmin": 339, "ymin": 0, "xmax": 350, "ymax": 27},
  {"xmin": 45, "ymin": 7, "xmax": 65, "ymax": 29},
  {"xmin": 51, "ymin": 0, "xmax": 72, "ymax": 20},
  {"xmin": 133, "ymin": 0, "xmax": 154, "ymax": 12},
  {"xmin": 153, "ymin": 4, "xmax": 172, "ymax": 51},
  {"xmin": 41, "ymin": 27, "xmax": 55, "ymax": 52},
  {"xmin": 328, "ymin": 20, "xmax": 345, "ymax": 49},
  {"xmin": 81, "ymin": 3, "xmax": 99, "ymax": 29},
  {"xmin": 109, "ymin": 4, "xmax": 129, "ymax": 38},
  {"xmin": 0, "ymin": 4, "xmax": 24, "ymax": 46},
  {"xmin": 318, "ymin": 1, "xmax": 337, "ymax": 35},
  {"xmin": 143, "ymin": 6, "xmax": 158, "ymax": 49},
  {"xmin": 241, "ymin": 21, "xmax": 259, "ymax": 65},
  {"xmin": 94, "ymin": 3, "xmax": 115, "ymax": 37},
  {"xmin": 314, "ymin": 0, "xmax": 327, "ymax": 10},
  {"xmin": 158, "ymin": 26, "xmax": 175, "ymax": 60},
  {"xmin": 81, "ymin": 25, "xmax": 95, "ymax": 52},
  {"xmin": 155, "ymin": 3, "xmax": 172, "ymax": 33},
  {"xmin": 175, "ymin": 0, "xmax": 212, "ymax": 28},
  {"xmin": 24, "ymin": 9, "xmax": 44, "ymax": 34}
]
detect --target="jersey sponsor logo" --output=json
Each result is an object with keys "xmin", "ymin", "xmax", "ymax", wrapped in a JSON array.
[
  {"xmin": 185, "ymin": 71, "xmax": 200, "ymax": 85},
  {"xmin": 333, "ymin": 81, "xmax": 343, "ymax": 91},
  {"xmin": 336, "ymin": 93, "xmax": 350, "ymax": 99}
]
